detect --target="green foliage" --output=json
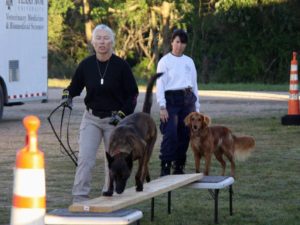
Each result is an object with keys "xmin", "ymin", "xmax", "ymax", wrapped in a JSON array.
[
  {"xmin": 48, "ymin": 50, "xmax": 76, "ymax": 79},
  {"xmin": 48, "ymin": 0, "xmax": 300, "ymax": 83},
  {"xmin": 48, "ymin": 0, "xmax": 88, "ymax": 78},
  {"xmin": 89, "ymin": 0, "xmax": 113, "ymax": 24},
  {"xmin": 132, "ymin": 57, "xmax": 156, "ymax": 79},
  {"xmin": 196, "ymin": 0, "xmax": 300, "ymax": 84},
  {"xmin": 48, "ymin": 0, "xmax": 74, "ymax": 48}
]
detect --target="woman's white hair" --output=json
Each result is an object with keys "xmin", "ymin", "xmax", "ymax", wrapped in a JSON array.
[{"xmin": 91, "ymin": 24, "xmax": 115, "ymax": 46}]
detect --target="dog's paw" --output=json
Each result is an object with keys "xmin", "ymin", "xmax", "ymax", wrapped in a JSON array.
[
  {"xmin": 136, "ymin": 185, "xmax": 143, "ymax": 192},
  {"xmin": 102, "ymin": 191, "xmax": 113, "ymax": 196},
  {"xmin": 146, "ymin": 175, "xmax": 151, "ymax": 182}
]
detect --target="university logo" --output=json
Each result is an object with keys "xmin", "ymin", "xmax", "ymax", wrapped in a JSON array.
[{"xmin": 6, "ymin": 0, "xmax": 13, "ymax": 10}]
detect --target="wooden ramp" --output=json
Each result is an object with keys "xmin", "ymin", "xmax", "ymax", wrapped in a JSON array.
[{"xmin": 69, "ymin": 173, "xmax": 203, "ymax": 213}]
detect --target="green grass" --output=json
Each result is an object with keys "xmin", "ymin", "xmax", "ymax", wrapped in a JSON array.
[
  {"xmin": 198, "ymin": 82, "xmax": 289, "ymax": 91},
  {"xmin": 48, "ymin": 78, "xmax": 71, "ymax": 88},
  {"xmin": 1, "ymin": 112, "xmax": 299, "ymax": 224},
  {"xmin": 48, "ymin": 78, "xmax": 289, "ymax": 91}
]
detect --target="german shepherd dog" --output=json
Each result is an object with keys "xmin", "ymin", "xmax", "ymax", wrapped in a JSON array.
[
  {"xmin": 184, "ymin": 112, "xmax": 255, "ymax": 177},
  {"xmin": 103, "ymin": 73, "xmax": 162, "ymax": 196}
]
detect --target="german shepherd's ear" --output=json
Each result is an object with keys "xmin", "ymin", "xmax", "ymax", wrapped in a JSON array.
[
  {"xmin": 106, "ymin": 152, "xmax": 114, "ymax": 167},
  {"xmin": 203, "ymin": 115, "xmax": 211, "ymax": 127},
  {"xmin": 126, "ymin": 152, "xmax": 133, "ymax": 169},
  {"xmin": 184, "ymin": 113, "xmax": 192, "ymax": 127}
]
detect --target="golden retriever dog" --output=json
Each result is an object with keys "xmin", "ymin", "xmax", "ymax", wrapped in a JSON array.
[{"xmin": 184, "ymin": 112, "xmax": 255, "ymax": 177}]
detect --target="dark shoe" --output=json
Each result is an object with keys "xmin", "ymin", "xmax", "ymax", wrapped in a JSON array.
[
  {"xmin": 172, "ymin": 162, "xmax": 185, "ymax": 174},
  {"xmin": 72, "ymin": 195, "xmax": 89, "ymax": 203},
  {"xmin": 160, "ymin": 161, "xmax": 171, "ymax": 176},
  {"xmin": 102, "ymin": 190, "xmax": 113, "ymax": 196}
]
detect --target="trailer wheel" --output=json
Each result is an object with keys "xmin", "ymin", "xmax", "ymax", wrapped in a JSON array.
[{"xmin": 0, "ymin": 85, "xmax": 3, "ymax": 120}]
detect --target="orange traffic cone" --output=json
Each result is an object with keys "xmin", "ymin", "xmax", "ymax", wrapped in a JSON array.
[
  {"xmin": 10, "ymin": 115, "xmax": 46, "ymax": 225},
  {"xmin": 282, "ymin": 52, "xmax": 300, "ymax": 125},
  {"xmin": 288, "ymin": 52, "xmax": 300, "ymax": 115}
]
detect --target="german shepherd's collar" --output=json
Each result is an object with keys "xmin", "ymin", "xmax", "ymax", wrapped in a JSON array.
[{"xmin": 104, "ymin": 73, "xmax": 163, "ymax": 196}]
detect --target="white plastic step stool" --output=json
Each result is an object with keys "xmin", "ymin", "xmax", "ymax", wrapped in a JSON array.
[
  {"xmin": 187, "ymin": 176, "xmax": 235, "ymax": 224},
  {"xmin": 45, "ymin": 208, "xmax": 143, "ymax": 225}
]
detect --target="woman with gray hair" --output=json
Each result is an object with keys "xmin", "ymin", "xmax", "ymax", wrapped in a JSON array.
[{"xmin": 61, "ymin": 24, "xmax": 139, "ymax": 203}]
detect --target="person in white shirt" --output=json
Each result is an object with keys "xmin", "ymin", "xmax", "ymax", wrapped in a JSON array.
[{"xmin": 156, "ymin": 29, "xmax": 200, "ymax": 176}]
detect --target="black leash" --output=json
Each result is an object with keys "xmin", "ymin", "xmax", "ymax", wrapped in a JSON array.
[{"xmin": 47, "ymin": 103, "xmax": 78, "ymax": 166}]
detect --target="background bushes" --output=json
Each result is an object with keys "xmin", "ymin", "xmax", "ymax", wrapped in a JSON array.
[{"xmin": 48, "ymin": 0, "xmax": 300, "ymax": 84}]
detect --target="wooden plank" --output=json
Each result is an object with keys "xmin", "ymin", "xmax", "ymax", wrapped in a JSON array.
[{"xmin": 69, "ymin": 173, "xmax": 203, "ymax": 213}]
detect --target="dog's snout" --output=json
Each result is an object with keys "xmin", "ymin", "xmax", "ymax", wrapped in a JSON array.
[
  {"xmin": 115, "ymin": 183, "xmax": 125, "ymax": 194},
  {"xmin": 116, "ymin": 188, "xmax": 124, "ymax": 194},
  {"xmin": 115, "ymin": 179, "xmax": 127, "ymax": 194}
]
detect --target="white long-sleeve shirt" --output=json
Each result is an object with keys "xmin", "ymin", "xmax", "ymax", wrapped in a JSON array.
[{"xmin": 156, "ymin": 53, "xmax": 200, "ymax": 112}]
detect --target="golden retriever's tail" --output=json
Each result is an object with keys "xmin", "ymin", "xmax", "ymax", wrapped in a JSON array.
[
  {"xmin": 233, "ymin": 135, "xmax": 255, "ymax": 161},
  {"xmin": 142, "ymin": 73, "xmax": 163, "ymax": 114}
]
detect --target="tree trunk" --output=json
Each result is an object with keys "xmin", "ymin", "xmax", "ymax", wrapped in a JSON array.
[
  {"xmin": 161, "ymin": 1, "xmax": 172, "ymax": 55},
  {"xmin": 82, "ymin": 0, "xmax": 93, "ymax": 44},
  {"xmin": 190, "ymin": 0, "xmax": 201, "ymax": 58}
]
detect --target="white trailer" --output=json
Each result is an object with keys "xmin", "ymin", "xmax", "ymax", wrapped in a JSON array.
[{"xmin": 0, "ymin": 0, "xmax": 48, "ymax": 120}]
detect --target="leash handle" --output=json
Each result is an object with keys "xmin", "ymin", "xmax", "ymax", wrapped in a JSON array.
[{"xmin": 47, "ymin": 103, "xmax": 78, "ymax": 166}]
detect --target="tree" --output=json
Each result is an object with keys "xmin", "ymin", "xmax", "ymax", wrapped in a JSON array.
[
  {"xmin": 82, "ymin": 0, "xmax": 93, "ymax": 43},
  {"xmin": 105, "ymin": 1, "xmax": 190, "ymax": 78},
  {"xmin": 48, "ymin": 0, "xmax": 300, "ymax": 83},
  {"xmin": 48, "ymin": 0, "xmax": 88, "ymax": 78}
]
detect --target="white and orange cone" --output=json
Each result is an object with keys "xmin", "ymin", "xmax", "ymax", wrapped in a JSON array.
[
  {"xmin": 10, "ymin": 115, "xmax": 46, "ymax": 225},
  {"xmin": 282, "ymin": 52, "xmax": 300, "ymax": 125},
  {"xmin": 288, "ymin": 52, "xmax": 300, "ymax": 115}
]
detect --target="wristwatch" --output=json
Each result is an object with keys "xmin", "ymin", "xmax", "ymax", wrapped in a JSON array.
[{"xmin": 160, "ymin": 106, "xmax": 166, "ymax": 110}]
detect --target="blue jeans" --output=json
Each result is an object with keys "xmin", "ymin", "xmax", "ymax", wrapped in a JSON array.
[{"xmin": 159, "ymin": 91, "xmax": 196, "ymax": 163}]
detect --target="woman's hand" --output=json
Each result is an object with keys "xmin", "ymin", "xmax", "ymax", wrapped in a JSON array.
[{"xmin": 160, "ymin": 108, "xmax": 169, "ymax": 123}]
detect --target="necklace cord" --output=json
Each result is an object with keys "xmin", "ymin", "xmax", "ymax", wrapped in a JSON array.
[{"xmin": 96, "ymin": 57, "xmax": 110, "ymax": 83}]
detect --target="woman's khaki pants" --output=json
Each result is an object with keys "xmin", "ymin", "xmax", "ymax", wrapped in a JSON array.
[{"xmin": 72, "ymin": 110, "xmax": 115, "ymax": 198}]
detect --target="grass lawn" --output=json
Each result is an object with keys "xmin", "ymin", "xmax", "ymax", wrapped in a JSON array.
[
  {"xmin": 1, "ymin": 80, "xmax": 298, "ymax": 224},
  {"xmin": 44, "ymin": 114, "xmax": 299, "ymax": 225},
  {"xmin": 2, "ymin": 113, "xmax": 299, "ymax": 225},
  {"xmin": 48, "ymin": 78, "xmax": 289, "ymax": 92}
]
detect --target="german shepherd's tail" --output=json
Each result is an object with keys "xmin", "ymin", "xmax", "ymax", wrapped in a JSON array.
[
  {"xmin": 142, "ymin": 73, "xmax": 163, "ymax": 114},
  {"xmin": 233, "ymin": 135, "xmax": 256, "ymax": 161}
]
